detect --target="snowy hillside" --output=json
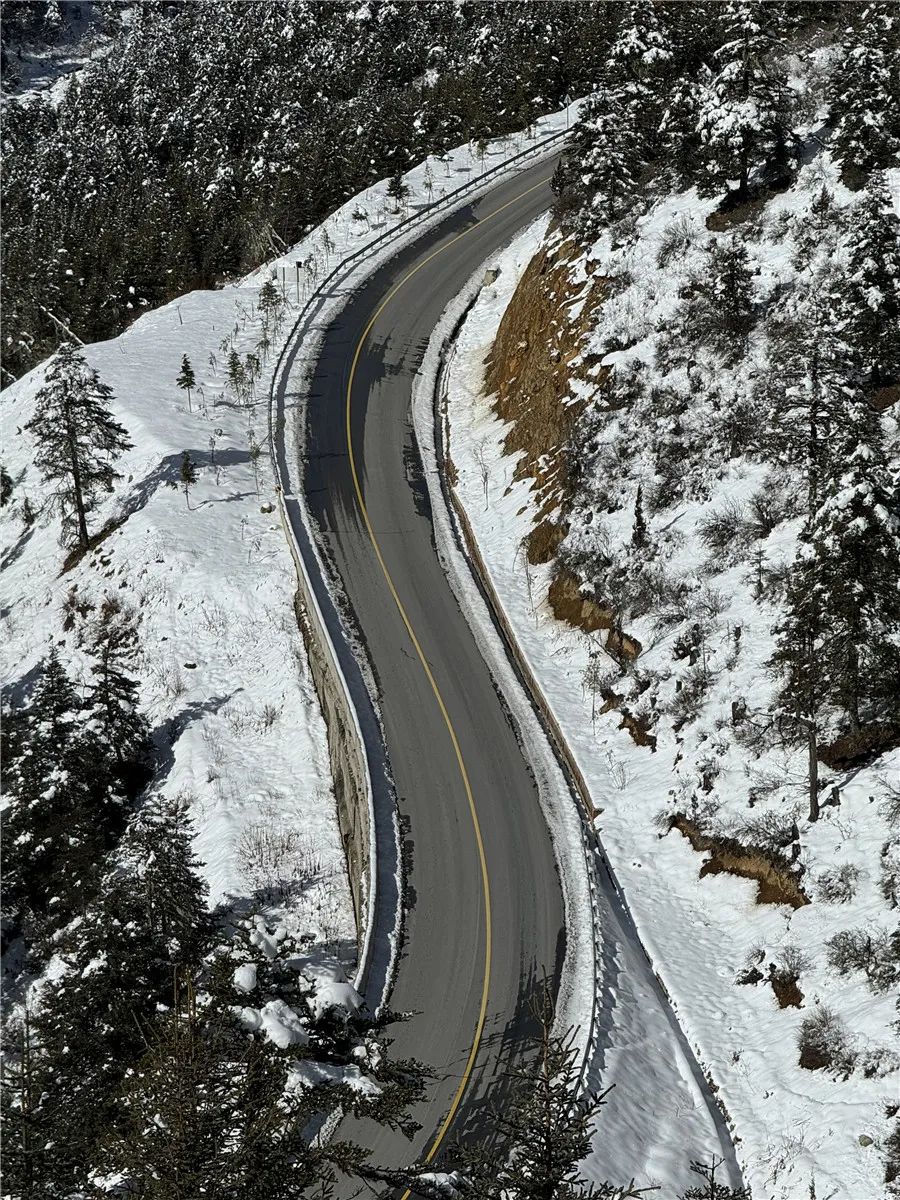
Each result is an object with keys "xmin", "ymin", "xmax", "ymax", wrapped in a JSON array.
[{"xmin": 440, "ymin": 6, "xmax": 899, "ymax": 1198}]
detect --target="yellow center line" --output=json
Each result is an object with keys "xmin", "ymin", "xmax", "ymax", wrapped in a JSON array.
[{"xmin": 343, "ymin": 172, "xmax": 553, "ymax": 1191}]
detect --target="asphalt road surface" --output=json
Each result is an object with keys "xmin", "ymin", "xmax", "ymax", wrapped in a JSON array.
[
  {"xmin": 302, "ymin": 158, "xmax": 567, "ymax": 1191},
  {"xmin": 291, "ymin": 157, "xmax": 742, "ymax": 1197}
]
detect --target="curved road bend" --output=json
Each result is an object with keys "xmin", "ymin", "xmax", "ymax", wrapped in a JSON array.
[
  {"xmin": 284, "ymin": 158, "xmax": 742, "ymax": 1193},
  {"xmin": 298, "ymin": 159, "xmax": 566, "ymax": 1185}
]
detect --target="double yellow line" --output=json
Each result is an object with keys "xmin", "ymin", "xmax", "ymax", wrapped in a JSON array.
[{"xmin": 343, "ymin": 173, "xmax": 553, "ymax": 1188}]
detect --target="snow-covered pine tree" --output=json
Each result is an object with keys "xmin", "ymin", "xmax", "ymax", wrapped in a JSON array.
[
  {"xmin": 553, "ymin": 0, "xmax": 674, "ymax": 238},
  {"xmin": 2, "ymin": 647, "xmax": 121, "ymax": 927},
  {"xmin": 24, "ymin": 343, "xmax": 132, "ymax": 549},
  {"xmin": 387, "ymin": 168, "xmax": 409, "ymax": 212},
  {"xmin": 839, "ymin": 173, "xmax": 900, "ymax": 390},
  {"xmin": 792, "ymin": 184, "xmax": 838, "ymax": 272},
  {"xmin": 773, "ymin": 387, "xmax": 900, "ymax": 732},
  {"xmin": 18, "ymin": 798, "xmax": 213, "ymax": 1195},
  {"xmin": 694, "ymin": 1, "xmax": 792, "ymax": 202},
  {"xmin": 257, "ymin": 277, "xmax": 282, "ymax": 332},
  {"xmin": 118, "ymin": 793, "xmax": 211, "ymax": 967},
  {"xmin": 176, "ymin": 353, "xmax": 195, "ymax": 410},
  {"xmin": 698, "ymin": 236, "xmax": 757, "ymax": 359},
  {"xmin": 763, "ymin": 290, "xmax": 849, "ymax": 512},
  {"xmin": 827, "ymin": 2, "xmax": 900, "ymax": 181},
  {"xmin": 80, "ymin": 595, "xmax": 149, "ymax": 770},
  {"xmin": 100, "ymin": 989, "xmax": 366, "ymax": 1200}
]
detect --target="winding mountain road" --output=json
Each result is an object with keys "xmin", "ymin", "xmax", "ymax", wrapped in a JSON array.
[
  {"xmin": 301, "ymin": 161, "xmax": 565, "ymax": 1186},
  {"xmin": 277, "ymin": 157, "xmax": 742, "ymax": 1195}
]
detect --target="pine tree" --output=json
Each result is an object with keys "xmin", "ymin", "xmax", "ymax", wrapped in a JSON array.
[
  {"xmin": 118, "ymin": 793, "xmax": 211, "ymax": 966},
  {"xmin": 696, "ymin": 236, "xmax": 757, "ymax": 360},
  {"xmin": 176, "ymin": 353, "xmax": 196, "ymax": 411},
  {"xmin": 2, "ymin": 647, "xmax": 120, "ymax": 926},
  {"xmin": 258, "ymin": 277, "xmax": 283, "ymax": 332},
  {"xmin": 1, "ymin": 463, "xmax": 13, "ymax": 506},
  {"xmin": 631, "ymin": 483, "xmax": 648, "ymax": 548},
  {"xmin": 0, "ymin": 1009, "xmax": 49, "ymax": 1200},
  {"xmin": 764, "ymin": 292, "xmax": 848, "ymax": 512},
  {"xmin": 554, "ymin": 0, "xmax": 674, "ymax": 237},
  {"xmin": 80, "ymin": 595, "xmax": 149, "ymax": 768},
  {"xmin": 828, "ymin": 2, "xmax": 900, "ymax": 180},
  {"xmin": 457, "ymin": 988, "xmax": 613, "ymax": 1199},
  {"xmin": 694, "ymin": 2, "xmax": 792, "ymax": 201},
  {"xmin": 177, "ymin": 448, "xmax": 199, "ymax": 507},
  {"xmin": 681, "ymin": 1156, "xmax": 750, "ymax": 1200},
  {"xmin": 24, "ymin": 343, "xmax": 132, "ymax": 549},
  {"xmin": 839, "ymin": 173, "xmax": 900, "ymax": 390},
  {"xmin": 227, "ymin": 347, "xmax": 246, "ymax": 400},
  {"xmin": 773, "ymin": 390, "xmax": 900, "ymax": 731},
  {"xmin": 100, "ymin": 988, "xmax": 368, "ymax": 1200},
  {"xmin": 387, "ymin": 168, "xmax": 409, "ymax": 213},
  {"xmin": 792, "ymin": 185, "xmax": 837, "ymax": 272},
  {"xmin": 19, "ymin": 801, "xmax": 213, "ymax": 1195}
]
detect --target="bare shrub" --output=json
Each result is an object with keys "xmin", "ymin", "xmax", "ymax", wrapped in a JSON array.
[
  {"xmin": 825, "ymin": 928, "xmax": 900, "ymax": 994},
  {"xmin": 816, "ymin": 862, "xmax": 862, "ymax": 904},
  {"xmin": 237, "ymin": 819, "xmax": 321, "ymax": 902},
  {"xmin": 259, "ymin": 702, "xmax": 281, "ymax": 731},
  {"xmin": 776, "ymin": 944, "xmax": 812, "ymax": 979},
  {"xmin": 881, "ymin": 841, "xmax": 900, "ymax": 910},
  {"xmin": 666, "ymin": 663, "xmax": 713, "ymax": 726},
  {"xmin": 798, "ymin": 1005, "xmax": 856, "ymax": 1076},
  {"xmin": 739, "ymin": 810, "xmax": 797, "ymax": 854},
  {"xmin": 879, "ymin": 777, "xmax": 900, "ymax": 826},
  {"xmin": 656, "ymin": 214, "xmax": 696, "ymax": 268},
  {"xmin": 698, "ymin": 499, "xmax": 749, "ymax": 562},
  {"xmin": 769, "ymin": 944, "xmax": 810, "ymax": 1008},
  {"xmin": 746, "ymin": 489, "xmax": 791, "ymax": 539}
]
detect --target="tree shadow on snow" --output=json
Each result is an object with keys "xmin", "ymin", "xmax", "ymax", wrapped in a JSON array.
[{"xmin": 119, "ymin": 449, "xmax": 252, "ymax": 519}]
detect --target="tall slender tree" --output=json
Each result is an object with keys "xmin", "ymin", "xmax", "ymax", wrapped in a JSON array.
[{"xmin": 25, "ymin": 343, "xmax": 132, "ymax": 549}]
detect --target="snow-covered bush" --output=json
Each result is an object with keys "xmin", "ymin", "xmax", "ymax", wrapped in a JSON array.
[
  {"xmin": 797, "ymin": 1006, "xmax": 856, "ymax": 1077},
  {"xmin": 816, "ymin": 862, "xmax": 862, "ymax": 904},
  {"xmin": 825, "ymin": 928, "xmax": 900, "ymax": 994}
]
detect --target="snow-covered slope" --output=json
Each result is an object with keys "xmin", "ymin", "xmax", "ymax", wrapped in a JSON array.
[
  {"xmin": 1, "ymin": 280, "xmax": 355, "ymax": 948},
  {"xmin": 441, "ymin": 161, "xmax": 900, "ymax": 1198}
]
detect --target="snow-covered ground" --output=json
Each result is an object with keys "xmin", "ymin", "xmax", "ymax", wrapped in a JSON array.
[{"xmin": 441, "ymin": 171, "xmax": 899, "ymax": 1198}]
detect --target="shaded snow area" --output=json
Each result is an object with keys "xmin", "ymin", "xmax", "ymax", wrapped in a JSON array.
[
  {"xmin": 443, "ymin": 169, "xmax": 900, "ymax": 1197},
  {"xmin": 1, "ymin": 2, "xmax": 127, "ymax": 105}
]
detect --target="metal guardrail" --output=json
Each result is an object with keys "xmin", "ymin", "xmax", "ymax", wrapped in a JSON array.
[{"xmin": 266, "ymin": 123, "xmax": 570, "ymax": 1008}]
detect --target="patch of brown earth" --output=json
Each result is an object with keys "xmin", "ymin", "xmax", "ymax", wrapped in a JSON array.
[
  {"xmin": 525, "ymin": 517, "xmax": 568, "ymax": 565},
  {"xmin": 485, "ymin": 234, "xmax": 608, "ymax": 518},
  {"xmin": 669, "ymin": 814, "xmax": 810, "ymax": 909},
  {"xmin": 769, "ymin": 965, "xmax": 804, "ymax": 1009},
  {"xmin": 547, "ymin": 569, "xmax": 612, "ymax": 633}
]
